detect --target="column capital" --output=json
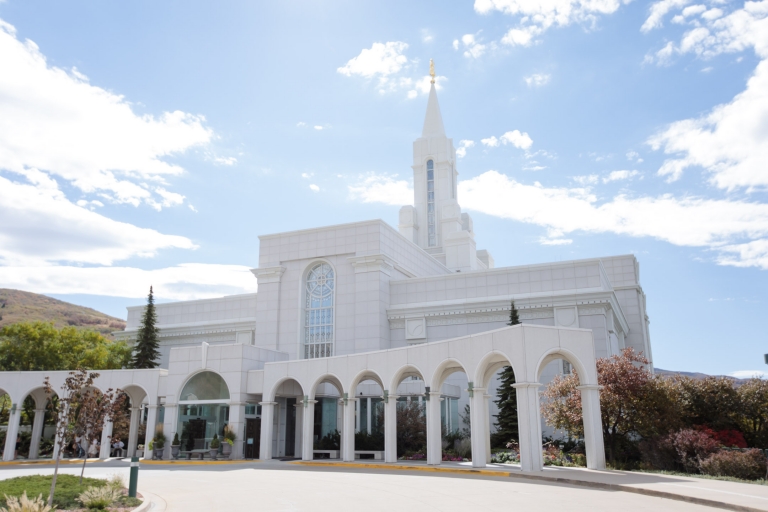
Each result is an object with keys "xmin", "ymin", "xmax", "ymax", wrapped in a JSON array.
[
  {"xmin": 469, "ymin": 387, "xmax": 487, "ymax": 393},
  {"xmin": 386, "ymin": 394, "xmax": 400, "ymax": 401},
  {"xmin": 145, "ymin": 404, "xmax": 161, "ymax": 410},
  {"xmin": 259, "ymin": 401, "xmax": 277, "ymax": 406},
  {"xmin": 482, "ymin": 394, "xmax": 492, "ymax": 399},
  {"xmin": 228, "ymin": 402, "xmax": 249, "ymax": 406},
  {"xmin": 428, "ymin": 391, "xmax": 442, "ymax": 396},
  {"xmin": 33, "ymin": 408, "xmax": 46, "ymax": 414},
  {"xmin": 512, "ymin": 382, "xmax": 542, "ymax": 389},
  {"xmin": 576, "ymin": 384, "xmax": 603, "ymax": 391}
]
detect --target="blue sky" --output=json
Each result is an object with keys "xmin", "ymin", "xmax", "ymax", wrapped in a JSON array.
[{"xmin": 0, "ymin": 1, "xmax": 767, "ymax": 377}]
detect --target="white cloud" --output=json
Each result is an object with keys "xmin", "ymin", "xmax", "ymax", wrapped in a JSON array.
[
  {"xmin": 337, "ymin": 41, "xmax": 409, "ymax": 78},
  {"xmin": 212, "ymin": 156, "xmax": 237, "ymax": 166},
  {"xmin": 301, "ymin": 172, "xmax": 314, "ymax": 179},
  {"xmin": 297, "ymin": 121, "xmax": 307, "ymax": 127},
  {"xmin": 309, "ymin": 184, "xmax": 320, "ymax": 192},
  {"xmin": 456, "ymin": 140, "xmax": 475, "ymax": 158},
  {"xmin": 453, "ymin": 39, "xmax": 460, "ymax": 50},
  {"xmin": 0, "ymin": 263, "xmax": 257, "ymax": 301},
  {"xmin": 603, "ymin": 170, "xmax": 640, "ymax": 182},
  {"xmin": 477, "ymin": 0, "xmax": 626, "ymax": 46},
  {"xmin": 314, "ymin": 125, "xmax": 324, "ymax": 130},
  {"xmin": 458, "ymin": 33, "xmax": 495, "ymax": 58},
  {"xmin": 626, "ymin": 151, "xmax": 644, "ymax": 163},
  {"xmin": 0, "ymin": 19, "xmax": 212, "ymax": 209},
  {"xmin": 729, "ymin": 370, "xmax": 768, "ymax": 379},
  {"xmin": 482, "ymin": 131, "xmax": 533, "ymax": 149},
  {"xmin": 524, "ymin": 73, "xmax": 551, "ymax": 87},
  {"xmin": 500, "ymin": 130, "xmax": 533, "ymax": 149},
  {"xmin": 573, "ymin": 174, "xmax": 599, "ymax": 185},
  {"xmin": 339, "ymin": 41, "xmax": 445, "ymax": 98},
  {"xmin": 641, "ymin": 0, "xmax": 691, "ymax": 32},
  {"xmin": 0, "ymin": 173, "xmax": 196, "ymax": 266},
  {"xmin": 650, "ymin": 58, "xmax": 768, "ymax": 190},
  {"xmin": 348, "ymin": 173, "xmax": 412, "ymax": 205},
  {"xmin": 348, "ymin": 168, "xmax": 768, "ymax": 269},
  {"xmin": 481, "ymin": 136, "xmax": 500, "ymax": 147},
  {"xmin": 457, "ymin": 170, "xmax": 768, "ymax": 269},
  {"xmin": 422, "ymin": 29, "xmax": 434, "ymax": 43}
]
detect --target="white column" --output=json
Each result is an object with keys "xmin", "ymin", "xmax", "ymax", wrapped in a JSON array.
[
  {"xmin": 162, "ymin": 403, "xmax": 178, "ymax": 460},
  {"xmin": 28, "ymin": 409, "xmax": 46, "ymax": 460},
  {"xmin": 127, "ymin": 407, "xmax": 140, "ymax": 458},
  {"xmin": 484, "ymin": 394, "xmax": 492, "ymax": 464},
  {"xmin": 514, "ymin": 382, "xmax": 543, "ymax": 472},
  {"xmin": 301, "ymin": 399, "xmax": 316, "ymax": 461},
  {"xmin": 2, "ymin": 403, "xmax": 22, "ymax": 461},
  {"xmin": 229, "ymin": 402, "xmax": 246, "ymax": 459},
  {"xmin": 470, "ymin": 387, "xmax": 488, "ymax": 468},
  {"xmin": 426, "ymin": 392, "xmax": 442, "ymax": 465},
  {"xmin": 578, "ymin": 385, "xmax": 606, "ymax": 470},
  {"xmin": 143, "ymin": 404, "xmax": 159, "ymax": 460},
  {"xmin": 355, "ymin": 398, "xmax": 361, "ymax": 433},
  {"xmin": 99, "ymin": 419, "xmax": 113, "ymax": 459},
  {"xmin": 366, "ymin": 398, "xmax": 372, "ymax": 434},
  {"xmin": 384, "ymin": 394, "xmax": 398, "ymax": 463},
  {"xmin": 259, "ymin": 402, "xmax": 276, "ymax": 460},
  {"xmin": 342, "ymin": 398, "xmax": 356, "ymax": 461}
]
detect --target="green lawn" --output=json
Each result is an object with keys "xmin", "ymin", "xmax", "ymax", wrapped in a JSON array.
[{"xmin": 0, "ymin": 474, "xmax": 106, "ymax": 509}]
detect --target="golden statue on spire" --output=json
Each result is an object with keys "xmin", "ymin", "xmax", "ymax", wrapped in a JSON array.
[{"xmin": 429, "ymin": 59, "xmax": 435, "ymax": 84}]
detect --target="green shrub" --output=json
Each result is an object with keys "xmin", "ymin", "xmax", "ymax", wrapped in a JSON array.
[
  {"xmin": 78, "ymin": 486, "xmax": 118, "ymax": 510},
  {"xmin": 0, "ymin": 475, "xmax": 105, "ymax": 510},
  {"xmin": 700, "ymin": 449, "xmax": 767, "ymax": 481},
  {"xmin": 314, "ymin": 430, "xmax": 340, "ymax": 450},
  {"xmin": 210, "ymin": 434, "xmax": 220, "ymax": 449}
]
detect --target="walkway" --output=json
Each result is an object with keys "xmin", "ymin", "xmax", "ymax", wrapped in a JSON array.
[{"xmin": 1, "ymin": 459, "xmax": 767, "ymax": 511}]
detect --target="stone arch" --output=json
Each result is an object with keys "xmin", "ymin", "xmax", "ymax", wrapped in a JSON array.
[
  {"xmin": 533, "ymin": 347, "xmax": 605, "ymax": 470},
  {"xmin": 309, "ymin": 373, "xmax": 344, "ymax": 400},
  {"xmin": 430, "ymin": 358, "xmax": 469, "ymax": 391},
  {"xmin": 389, "ymin": 364, "xmax": 427, "ymax": 393},
  {"xmin": 535, "ymin": 347, "xmax": 596, "ymax": 386},
  {"xmin": 348, "ymin": 369, "xmax": 385, "ymax": 396},
  {"xmin": 178, "ymin": 369, "xmax": 231, "ymax": 402},
  {"xmin": 265, "ymin": 376, "xmax": 306, "ymax": 403},
  {"xmin": 474, "ymin": 350, "xmax": 518, "ymax": 389}
]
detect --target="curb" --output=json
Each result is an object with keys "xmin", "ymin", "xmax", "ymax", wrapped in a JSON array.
[
  {"xmin": 131, "ymin": 497, "xmax": 151, "ymax": 512},
  {"xmin": 141, "ymin": 459, "xmax": 257, "ymax": 465},
  {"xmin": 291, "ymin": 461, "xmax": 765, "ymax": 512}
]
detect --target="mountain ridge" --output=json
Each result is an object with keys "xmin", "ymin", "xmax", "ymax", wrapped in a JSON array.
[{"xmin": 0, "ymin": 288, "xmax": 126, "ymax": 337}]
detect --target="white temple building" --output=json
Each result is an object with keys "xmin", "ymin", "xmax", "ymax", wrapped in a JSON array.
[{"xmin": 0, "ymin": 71, "xmax": 651, "ymax": 471}]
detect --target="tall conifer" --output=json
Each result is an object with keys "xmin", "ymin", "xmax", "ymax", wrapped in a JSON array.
[
  {"xmin": 132, "ymin": 286, "xmax": 160, "ymax": 368},
  {"xmin": 492, "ymin": 300, "xmax": 520, "ymax": 446}
]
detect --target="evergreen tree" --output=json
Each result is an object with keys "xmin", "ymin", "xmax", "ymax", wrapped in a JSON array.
[
  {"xmin": 492, "ymin": 300, "xmax": 521, "ymax": 447},
  {"xmin": 132, "ymin": 286, "xmax": 160, "ymax": 368}
]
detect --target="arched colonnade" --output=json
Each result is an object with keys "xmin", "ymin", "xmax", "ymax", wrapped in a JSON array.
[{"xmin": 260, "ymin": 323, "xmax": 606, "ymax": 471}]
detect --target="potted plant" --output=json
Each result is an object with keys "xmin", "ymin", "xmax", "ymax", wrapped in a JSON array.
[
  {"xmin": 222, "ymin": 425, "xmax": 236, "ymax": 459},
  {"xmin": 147, "ymin": 440, "xmax": 154, "ymax": 460},
  {"xmin": 209, "ymin": 434, "xmax": 220, "ymax": 460},
  {"xmin": 136, "ymin": 444, "xmax": 144, "ymax": 458},
  {"xmin": 153, "ymin": 425, "xmax": 166, "ymax": 460},
  {"xmin": 171, "ymin": 433, "xmax": 181, "ymax": 460}
]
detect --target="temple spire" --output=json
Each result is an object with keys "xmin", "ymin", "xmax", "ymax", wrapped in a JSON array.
[{"xmin": 421, "ymin": 60, "xmax": 445, "ymax": 138}]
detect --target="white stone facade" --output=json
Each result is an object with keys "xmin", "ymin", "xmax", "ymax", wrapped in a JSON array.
[{"xmin": 0, "ymin": 82, "xmax": 651, "ymax": 471}]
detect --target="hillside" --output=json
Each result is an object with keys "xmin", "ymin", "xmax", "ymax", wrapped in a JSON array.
[{"xmin": 0, "ymin": 288, "xmax": 126, "ymax": 337}]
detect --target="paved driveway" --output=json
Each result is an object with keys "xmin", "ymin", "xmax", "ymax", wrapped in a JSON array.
[{"xmin": 0, "ymin": 461, "xmax": 722, "ymax": 512}]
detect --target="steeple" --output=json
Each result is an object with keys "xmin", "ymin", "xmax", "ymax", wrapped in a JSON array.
[{"xmin": 421, "ymin": 60, "xmax": 445, "ymax": 138}]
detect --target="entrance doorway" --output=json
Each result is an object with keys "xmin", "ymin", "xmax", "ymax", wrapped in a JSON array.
[
  {"xmin": 245, "ymin": 418, "xmax": 261, "ymax": 459},
  {"xmin": 285, "ymin": 398, "xmax": 296, "ymax": 457}
]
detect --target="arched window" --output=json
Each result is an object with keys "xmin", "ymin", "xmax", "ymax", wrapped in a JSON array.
[
  {"xmin": 427, "ymin": 159, "xmax": 436, "ymax": 247},
  {"xmin": 180, "ymin": 371, "xmax": 230, "ymax": 402},
  {"xmin": 304, "ymin": 262, "xmax": 334, "ymax": 359}
]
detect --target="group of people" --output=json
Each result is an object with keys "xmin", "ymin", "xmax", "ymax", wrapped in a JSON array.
[{"xmin": 64, "ymin": 435, "xmax": 125, "ymax": 458}]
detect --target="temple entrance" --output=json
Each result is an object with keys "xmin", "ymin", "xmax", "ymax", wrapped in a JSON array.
[{"xmin": 244, "ymin": 418, "xmax": 261, "ymax": 459}]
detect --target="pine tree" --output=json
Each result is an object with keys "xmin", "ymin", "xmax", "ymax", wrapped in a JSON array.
[
  {"xmin": 132, "ymin": 286, "xmax": 161, "ymax": 369},
  {"xmin": 492, "ymin": 300, "xmax": 520, "ymax": 447}
]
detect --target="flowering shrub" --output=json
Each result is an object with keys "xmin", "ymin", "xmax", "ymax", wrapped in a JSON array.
[
  {"xmin": 668, "ymin": 428, "xmax": 720, "ymax": 472},
  {"xmin": 1, "ymin": 492, "xmax": 55, "ymax": 512},
  {"xmin": 700, "ymin": 449, "xmax": 767, "ymax": 480},
  {"xmin": 714, "ymin": 430, "xmax": 748, "ymax": 449},
  {"xmin": 78, "ymin": 486, "xmax": 119, "ymax": 510},
  {"xmin": 442, "ymin": 454, "xmax": 466, "ymax": 462},
  {"xmin": 491, "ymin": 451, "xmax": 519, "ymax": 464},
  {"xmin": 400, "ymin": 452, "xmax": 425, "ymax": 460}
]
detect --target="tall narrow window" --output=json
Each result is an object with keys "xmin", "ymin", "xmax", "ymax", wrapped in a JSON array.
[
  {"xmin": 427, "ymin": 159, "xmax": 436, "ymax": 247},
  {"xmin": 304, "ymin": 262, "xmax": 334, "ymax": 359}
]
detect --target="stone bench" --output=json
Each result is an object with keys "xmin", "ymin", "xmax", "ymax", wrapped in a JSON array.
[
  {"xmin": 313, "ymin": 450, "xmax": 339, "ymax": 459},
  {"xmin": 180, "ymin": 449, "xmax": 211, "ymax": 460},
  {"xmin": 354, "ymin": 450, "xmax": 383, "ymax": 460}
]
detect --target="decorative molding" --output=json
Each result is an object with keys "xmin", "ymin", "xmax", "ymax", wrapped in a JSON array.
[
  {"xmin": 405, "ymin": 318, "xmax": 426, "ymax": 339},
  {"xmin": 347, "ymin": 254, "xmax": 395, "ymax": 276},
  {"xmin": 250, "ymin": 266, "xmax": 286, "ymax": 284}
]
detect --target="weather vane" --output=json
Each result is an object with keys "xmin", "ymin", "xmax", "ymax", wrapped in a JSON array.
[{"xmin": 429, "ymin": 59, "xmax": 435, "ymax": 84}]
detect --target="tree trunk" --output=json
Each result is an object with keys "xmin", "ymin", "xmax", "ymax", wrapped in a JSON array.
[{"xmin": 48, "ymin": 451, "xmax": 61, "ymax": 507}]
